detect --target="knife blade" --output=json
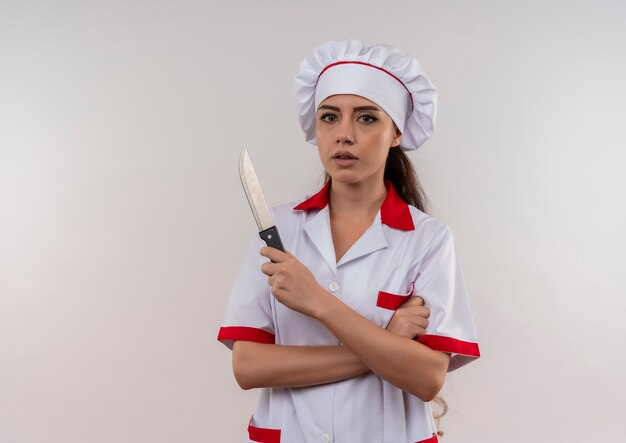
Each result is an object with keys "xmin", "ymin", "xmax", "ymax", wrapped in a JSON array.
[{"xmin": 239, "ymin": 148, "xmax": 285, "ymax": 252}]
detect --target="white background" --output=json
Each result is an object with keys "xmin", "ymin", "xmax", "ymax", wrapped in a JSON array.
[{"xmin": 1, "ymin": 1, "xmax": 625, "ymax": 442}]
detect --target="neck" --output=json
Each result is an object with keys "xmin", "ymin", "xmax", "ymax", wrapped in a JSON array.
[{"xmin": 328, "ymin": 175, "xmax": 387, "ymax": 222}]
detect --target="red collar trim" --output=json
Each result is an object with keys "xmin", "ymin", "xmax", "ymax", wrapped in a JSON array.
[{"xmin": 293, "ymin": 179, "xmax": 414, "ymax": 231}]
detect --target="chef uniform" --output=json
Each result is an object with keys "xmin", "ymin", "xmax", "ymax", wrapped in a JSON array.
[{"xmin": 218, "ymin": 39, "xmax": 480, "ymax": 443}]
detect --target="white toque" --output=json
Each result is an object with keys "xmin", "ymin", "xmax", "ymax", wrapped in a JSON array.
[{"xmin": 294, "ymin": 39, "xmax": 437, "ymax": 151}]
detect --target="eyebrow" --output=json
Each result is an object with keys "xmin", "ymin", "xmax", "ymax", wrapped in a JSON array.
[{"xmin": 317, "ymin": 105, "xmax": 382, "ymax": 112}]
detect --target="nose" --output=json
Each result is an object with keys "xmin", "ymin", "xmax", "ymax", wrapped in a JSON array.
[{"xmin": 336, "ymin": 117, "xmax": 355, "ymax": 144}]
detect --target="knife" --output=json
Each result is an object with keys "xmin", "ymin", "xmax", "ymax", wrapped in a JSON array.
[{"xmin": 239, "ymin": 148, "xmax": 285, "ymax": 252}]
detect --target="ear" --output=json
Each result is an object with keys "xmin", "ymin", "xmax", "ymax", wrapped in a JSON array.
[{"xmin": 390, "ymin": 126, "xmax": 403, "ymax": 148}]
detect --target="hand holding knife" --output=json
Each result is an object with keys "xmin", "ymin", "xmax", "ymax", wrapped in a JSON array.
[
  {"xmin": 240, "ymin": 148, "xmax": 326, "ymax": 317},
  {"xmin": 239, "ymin": 148, "xmax": 285, "ymax": 254}
]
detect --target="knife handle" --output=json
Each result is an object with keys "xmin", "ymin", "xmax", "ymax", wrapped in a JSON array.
[{"xmin": 259, "ymin": 226, "xmax": 285, "ymax": 254}]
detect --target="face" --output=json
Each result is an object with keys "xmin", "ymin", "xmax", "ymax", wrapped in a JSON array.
[{"xmin": 315, "ymin": 94, "xmax": 402, "ymax": 186}]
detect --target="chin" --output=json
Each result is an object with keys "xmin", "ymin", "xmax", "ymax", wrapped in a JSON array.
[
  {"xmin": 327, "ymin": 172, "xmax": 365, "ymax": 185},
  {"xmin": 327, "ymin": 169, "xmax": 354, "ymax": 180}
]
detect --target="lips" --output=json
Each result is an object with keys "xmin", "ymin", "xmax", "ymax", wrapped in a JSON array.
[
  {"xmin": 332, "ymin": 150, "xmax": 359, "ymax": 168},
  {"xmin": 332, "ymin": 151, "xmax": 358, "ymax": 159}
]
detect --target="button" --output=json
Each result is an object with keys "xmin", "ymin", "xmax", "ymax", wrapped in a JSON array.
[
  {"xmin": 328, "ymin": 281, "xmax": 339, "ymax": 293},
  {"xmin": 321, "ymin": 433, "xmax": 330, "ymax": 443}
]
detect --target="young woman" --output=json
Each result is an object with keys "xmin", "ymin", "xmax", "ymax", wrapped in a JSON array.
[{"xmin": 218, "ymin": 39, "xmax": 480, "ymax": 443}]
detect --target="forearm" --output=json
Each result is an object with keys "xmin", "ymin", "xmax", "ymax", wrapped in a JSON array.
[
  {"xmin": 232, "ymin": 341, "xmax": 370, "ymax": 390},
  {"xmin": 313, "ymin": 288, "xmax": 450, "ymax": 402}
]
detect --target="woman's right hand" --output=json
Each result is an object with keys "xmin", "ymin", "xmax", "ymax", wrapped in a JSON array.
[{"xmin": 385, "ymin": 296, "xmax": 430, "ymax": 339}]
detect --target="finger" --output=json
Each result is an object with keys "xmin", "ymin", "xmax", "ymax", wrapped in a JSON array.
[
  {"xmin": 259, "ymin": 246, "xmax": 289, "ymax": 263},
  {"xmin": 260, "ymin": 261, "xmax": 278, "ymax": 276},
  {"xmin": 409, "ymin": 316, "xmax": 429, "ymax": 329},
  {"xmin": 267, "ymin": 275, "xmax": 280, "ymax": 291},
  {"xmin": 399, "ymin": 296, "xmax": 425, "ymax": 308},
  {"xmin": 414, "ymin": 327, "xmax": 427, "ymax": 339},
  {"xmin": 411, "ymin": 296, "xmax": 425, "ymax": 306},
  {"xmin": 406, "ymin": 306, "xmax": 430, "ymax": 318},
  {"xmin": 407, "ymin": 324, "xmax": 425, "ymax": 340}
]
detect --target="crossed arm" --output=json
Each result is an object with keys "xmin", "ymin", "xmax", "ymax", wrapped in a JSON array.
[{"xmin": 231, "ymin": 247, "xmax": 450, "ymax": 402}]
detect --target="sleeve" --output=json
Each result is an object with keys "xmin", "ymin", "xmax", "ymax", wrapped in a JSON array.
[
  {"xmin": 413, "ymin": 225, "xmax": 481, "ymax": 371},
  {"xmin": 217, "ymin": 230, "xmax": 276, "ymax": 350}
]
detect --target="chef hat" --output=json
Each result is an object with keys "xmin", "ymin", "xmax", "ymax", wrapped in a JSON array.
[{"xmin": 294, "ymin": 39, "xmax": 437, "ymax": 151}]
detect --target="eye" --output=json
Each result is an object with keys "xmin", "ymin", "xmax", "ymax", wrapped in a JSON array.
[
  {"xmin": 319, "ymin": 113, "xmax": 338, "ymax": 122},
  {"xmin": 358, "ymin": 114, "xmax": 378, "ymax": 124}
]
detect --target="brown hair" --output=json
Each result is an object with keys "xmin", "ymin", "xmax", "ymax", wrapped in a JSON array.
[
  {"xmin": 432, "ymin": 396, "xmax": 448, "ymax": 437},
  {"xmin": 384, "ymin": 146, "xmax": 429, "ymax": 213}
]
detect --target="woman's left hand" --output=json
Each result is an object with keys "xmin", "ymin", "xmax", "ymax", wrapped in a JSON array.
[{"xmin": 260, "ymin": 247, "xmax": 327, "ymax": 317}]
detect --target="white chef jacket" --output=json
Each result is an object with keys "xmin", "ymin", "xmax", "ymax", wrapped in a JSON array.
[{"xmin": 218, "ymin": 179, "xmax": 480, "ymax": 443}]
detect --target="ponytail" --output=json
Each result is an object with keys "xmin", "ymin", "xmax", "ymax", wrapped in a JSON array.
[{"xmin": 383, "ymin": 147, "xmax": 429, "ymax": 213}]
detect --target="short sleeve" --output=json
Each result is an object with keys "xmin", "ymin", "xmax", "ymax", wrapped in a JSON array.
[
  {"xmin": 414, "ymin": 226, "xmax": 481, "ymax": 371},
  {"xmin": 217, "ymin": 230, "xmax": 275, "ymax": 350}
]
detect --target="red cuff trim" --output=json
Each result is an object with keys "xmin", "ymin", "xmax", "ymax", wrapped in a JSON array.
[
  {"xmin": 376, "ymin": 283, "xmax": 415, "ymax": 310},
  {"xmin": 417, "ymin": 334, "xmax": 480, "ymax": 357},
  {"xmin": 415, "ymin": 433, "xmax": 439, "ymax": 443},
  {"xmin": 248, "ymin": 417, "xmax": 281, "ymax": 443},
  {"xmin": 217, "ymin": 326, "xmax": 275, "ymax": 344}
]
